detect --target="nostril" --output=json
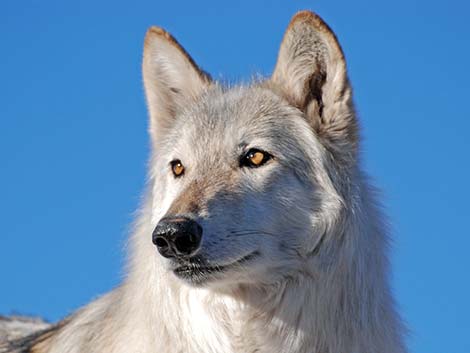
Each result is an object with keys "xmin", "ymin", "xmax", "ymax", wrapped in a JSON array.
[
  {"xmin": 174, "ymin": 235, "xmax": 194, "ymax": 255},
  {"xmin": 174, "ymin": 229, "xmax": 202, "ymax": 255},
  {"xmin": 154, "ymin": 237, "xmax": 169, "ymax": 249}
]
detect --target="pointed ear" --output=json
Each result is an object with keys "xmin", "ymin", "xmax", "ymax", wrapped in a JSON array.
[
  {"xmin": 142, "ymin": 27, "xmax": 211, "ymax": 142},
  {"xmin": 271, "ymin": 11, "xmax": 358, "ymax": 160}
]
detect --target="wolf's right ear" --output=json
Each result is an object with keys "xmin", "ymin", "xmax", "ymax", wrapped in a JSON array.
[{"xmin": 142, "ymin": 27, "xmax": 211, "ymax": 142}]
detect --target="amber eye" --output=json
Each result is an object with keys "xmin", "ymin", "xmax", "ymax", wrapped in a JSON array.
[
  {"xmin": 170, "ymin": 160, "xmax": 185, "ymax": 177},
  {"xmin": 240, "ymin": 149, "xmax": 272, "ymax": 168}
]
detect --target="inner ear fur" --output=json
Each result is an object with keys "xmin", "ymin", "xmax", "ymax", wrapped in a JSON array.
[{"xmin": 271, "ymin": 11, "xmax": 358, "ymax": 159}]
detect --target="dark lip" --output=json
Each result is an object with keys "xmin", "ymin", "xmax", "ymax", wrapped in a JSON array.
[{"xmin": 173, "ymin": 251, "xmax": 259, "ymax": 281}]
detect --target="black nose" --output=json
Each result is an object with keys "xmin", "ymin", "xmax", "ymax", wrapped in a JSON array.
[{"xmin": 152, "ymin": 217, "xmax": 203, "ymax": 258}]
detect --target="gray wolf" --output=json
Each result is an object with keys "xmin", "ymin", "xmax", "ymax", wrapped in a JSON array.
[{"xmin": 1, "ymin": 10, "xmax": 407, "ymax": 353}]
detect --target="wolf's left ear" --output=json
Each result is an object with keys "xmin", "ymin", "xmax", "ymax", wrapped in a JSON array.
[
  {"xmin": 143, "ymin": 27, "xmax": 211, "ymax": 142},
  {"xmin": 271, "ymin": 11, "xmax": 358, "ymax": 160}
]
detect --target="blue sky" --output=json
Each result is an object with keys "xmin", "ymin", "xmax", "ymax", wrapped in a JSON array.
[{"xmin": 1, "ymin": 1, "xmax": 469, "ymax": 352}]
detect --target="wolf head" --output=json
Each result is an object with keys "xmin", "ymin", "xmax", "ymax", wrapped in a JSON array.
[{"xmin": 142, "ymin": 11, "xmax": 358, "ymax": 288}]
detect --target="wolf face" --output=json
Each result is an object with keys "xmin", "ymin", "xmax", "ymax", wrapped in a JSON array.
[{"xmin": 143, "ymin": 12, "xmax": 356, "ymax": 288}]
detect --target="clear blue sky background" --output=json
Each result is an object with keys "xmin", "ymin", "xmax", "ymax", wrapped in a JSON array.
[{"xmin": 1, "ymin": 1, "xmax": 469, "ymax": 352}]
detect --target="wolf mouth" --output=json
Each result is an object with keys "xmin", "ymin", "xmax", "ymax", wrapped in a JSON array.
[{"xmin": 173, "ymin": 251, "xmax": 259, "ymax": 280}]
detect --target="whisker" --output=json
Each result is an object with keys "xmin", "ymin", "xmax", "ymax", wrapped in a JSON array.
[{"xmin": 228, "ymin": 229, "xmax": 279, "ymax": 237}]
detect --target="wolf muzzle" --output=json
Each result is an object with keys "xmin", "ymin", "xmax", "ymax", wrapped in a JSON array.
[{"xmin": 152, "ymin": 217, "xmax": 202, "ymax": 258}]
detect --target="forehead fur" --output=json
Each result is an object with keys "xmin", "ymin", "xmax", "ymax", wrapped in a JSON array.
[
  {"xmin": 169, "ymin": 85, "xmax": 310, "ymax": 144},
  {"xmin": 176, "ymin": 84, "xmax": 298, "ymax": 133},
  {"xmin": 157, "ymin": 84, "xmax": 321, "ymax": 169}
]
